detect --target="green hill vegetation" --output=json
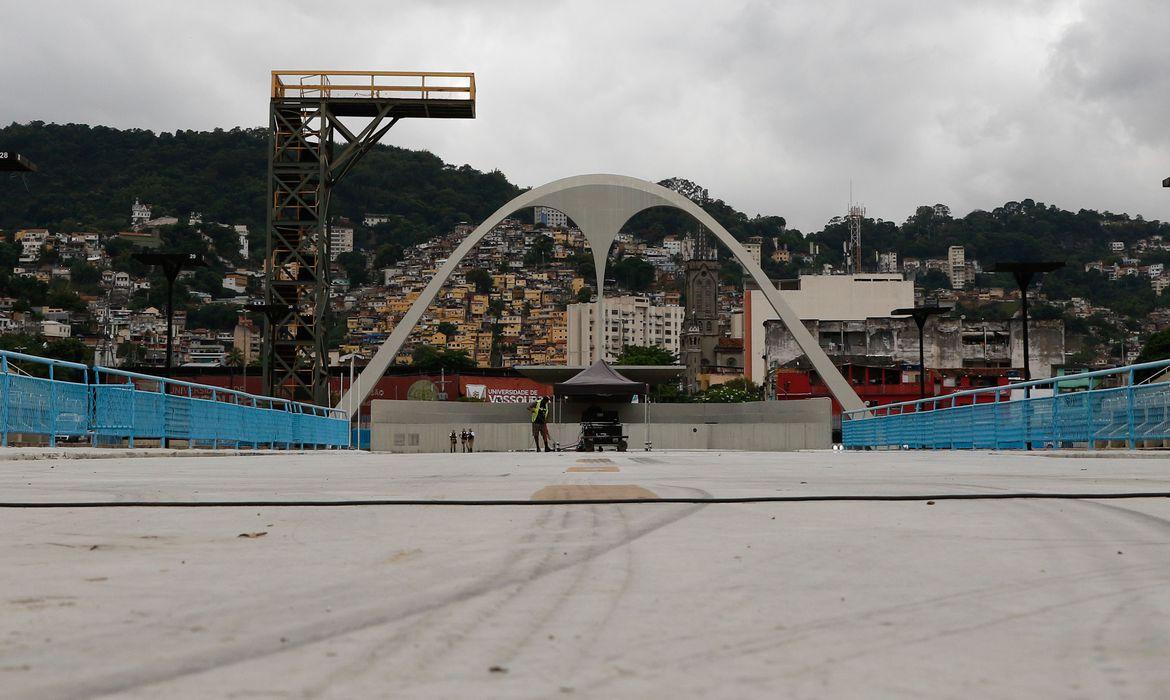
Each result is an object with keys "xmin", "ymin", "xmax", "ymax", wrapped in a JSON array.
[
  {"xmin": 0, "ymin": 121, "xmax": 520, "ymax": 243},
  {"xmin": 3, "ymin": 121, "xmax": 1169, "ymax": 338}
]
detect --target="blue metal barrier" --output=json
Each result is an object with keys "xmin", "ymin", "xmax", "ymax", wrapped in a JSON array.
[
  {"xmin": 0, "ymin": 347, "xmax": 351, "ymax": 449},
  {"xmin": 0, "ymin": 350, "xmax": 90, "ymax": 447},
  {"xmin": 91, "ymin": 367, "xmax": 350, "ymax": 449},
  {"xmin": 842, "ymin": 360, "xmax": 1170, "ymax": 450}
]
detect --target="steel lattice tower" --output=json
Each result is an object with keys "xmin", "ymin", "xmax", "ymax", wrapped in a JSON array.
[{"xmin": 265, "ymin": 71, "xmax": 475, "ymax": 403}]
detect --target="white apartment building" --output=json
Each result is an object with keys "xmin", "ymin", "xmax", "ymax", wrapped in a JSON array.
[
  {"xmin": 566, "ymin": 296, "xmax": 685, "ymax": 365},
  {"xmin": 15, "ymin": 229, "xmax": 48, "ymax": 263},
  {"xmin": 742, "ymin": 240, "xmax": 762, "ymax": 268},
  {"xmin": 534, "ymin": 206, "xmax": 568, "ymax": 229},
  {"xmin": 235, "ymin": 224, "xmax": 249, "ymax": 259},
  {"xmin": 330, "ymin": 224, "xmax": 354, "ymax": 260},
  {"xmin": 948, "ymin": 246, "xmax": 967, "ymax": 289}
]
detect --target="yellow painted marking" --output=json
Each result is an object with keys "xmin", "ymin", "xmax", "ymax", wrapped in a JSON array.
[
  {"xmin": 531, "ymin": 485, "xmax": 658, "ymax": 501},
  {"xmin": 566, "ymin": 466, "xmax": 620, "ymax": 473}
]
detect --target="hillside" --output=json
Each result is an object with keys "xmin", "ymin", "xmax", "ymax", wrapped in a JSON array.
[
  {"xmin": 4, "ymin": 122, "xmax": 1167, "ymax": 269},
  {"xmin": 0, "ymin": 121, "xmax": 520, "ymax": 240}
]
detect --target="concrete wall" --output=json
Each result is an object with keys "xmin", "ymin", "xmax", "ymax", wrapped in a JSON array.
[
  {"xmin": 745, "ymin": 276, "xmax": 915, "ymax": 382},
  {"xmin": 762, "ymin": 317, "xmax": 1065, "ymax": 380},
  {"xmin": 369, "ymin": 398, "xmax": 830, "ymax": 453}
]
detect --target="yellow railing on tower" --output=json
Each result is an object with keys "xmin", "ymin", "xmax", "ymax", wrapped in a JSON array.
[{"xmin": 271, "ymin": 70, "xmax": 475, "ymax": 101}]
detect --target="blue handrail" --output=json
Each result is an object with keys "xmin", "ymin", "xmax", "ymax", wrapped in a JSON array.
[
  {"xmin": 842, "ymin": 359, "xmax": 1170, "ymax": 450},
  {"xmin": 0, "ymin": 349, "xmax": 90, "ymax": 447},
  {"xmin": 0, "ymin": 347, "xmax": 349, "ymax": 449}
]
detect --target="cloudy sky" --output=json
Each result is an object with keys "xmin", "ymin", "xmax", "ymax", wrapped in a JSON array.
[{"xmin": 2, "ymin": 0, "xmax": 1167, "ymax": 231}]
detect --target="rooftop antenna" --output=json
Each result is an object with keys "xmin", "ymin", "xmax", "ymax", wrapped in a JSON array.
[{"xmin": 847, "ymin": 180, "xmax": 864, "ymax": 275}]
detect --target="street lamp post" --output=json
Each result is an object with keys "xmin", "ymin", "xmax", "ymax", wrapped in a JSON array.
[
  {"xmin": 892, "ymin": 306, "xmax": 950, "ymax": 401},
  {"xmin": 990, "ymin": 262, "xmax": 1065, "ymax": 395},
  {"xmin": 133, "ymin": 252, "xmax": 207, "ymax": 377}
]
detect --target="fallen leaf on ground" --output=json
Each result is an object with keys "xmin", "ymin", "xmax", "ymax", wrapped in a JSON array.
[{"xmin": 238, "ymin": 532, "xmax": 267, "ymax": 539}]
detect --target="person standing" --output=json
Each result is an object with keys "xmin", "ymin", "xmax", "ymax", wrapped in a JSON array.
[
  {"xmin": 468, "ymin": 429, "xmax": 476, "ymax": 453},
  {"xmin": 449, "ymin": 429, "xmax": 457, "ymax": 453},
  {"xmin": 460, "ymin": 429, "xmax": 468, "ymax": 453},
  {"xmin": 529, "ymin": 396, "xmax": 552, "ymax": 452}
]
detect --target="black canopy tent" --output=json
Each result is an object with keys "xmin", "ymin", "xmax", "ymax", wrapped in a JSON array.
[
  {"xmin": 553, "ymin": 360, "xmax": 648, "ymax": 398},
  {"xmin": 553, "ymin": 361, "xmax": 650, "ymax": 451}
]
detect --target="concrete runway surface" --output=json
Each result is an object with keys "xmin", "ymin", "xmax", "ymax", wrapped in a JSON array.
[{"xmin": 2, "ymin": 449, "xmax": 1169, "ymax": 698}]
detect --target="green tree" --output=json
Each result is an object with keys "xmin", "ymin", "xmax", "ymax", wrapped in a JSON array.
[
  {"xmin": 575, "ymin": 287, "xmax": 593, "ymax": 303},
  {"xmin": 694, "ymin": 377, "xmax": 761, "ymax": 403},
  {"xmin": 373, "ymin": 243, "xmax": 404, "ymax": 268},
  {"xmin": 523, "ymin": 234, "xmax": 555, "ymax": 268},
  {"xmin": 1137, "ymin": 329, "xmax": 1170, "ymax": 363},
  {"xmin": 466, "ymin": 267, "xmax": 493, "ymax": 294},
  {"xmin": 612, "ymin": 256, "xmax": 655, "ymax": 291},
  {"xmin": 187, "ymin": 303, "xmax": 240, "ymax": 331},
  {"xmin": 918, "ymin": 269, "xmax": 951, "ymax": 292},
  {"xmin": 69, "ymin": 261, "xmax": 103, "ymax": 292},
  {"xmin": 615, "ymin": 344, "xmax": 677, "ymax": 365},
  {"xmin": 46, "ymin": 282, "xmax": 86, "ymax": 312},
  {"xmin": 411, "ymin": 344, "xmax": 477, "ymax": 371},
  {"xmin": 336, "ymin": 251, "xmax": 369, "ymax": 286},
  {"xmin": 437, "ymin": 321, "xmax": 459, "ymax": 337}
]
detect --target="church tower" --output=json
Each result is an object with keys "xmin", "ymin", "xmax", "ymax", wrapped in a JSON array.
[{"xmin": 681, "ymin": 229, "xmax": 720, "ymax": 393}]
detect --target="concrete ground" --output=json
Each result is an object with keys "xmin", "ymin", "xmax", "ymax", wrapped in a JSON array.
[{"xmin": 2, "ymin": 449, "xmax": 1169, "ymax": 698}]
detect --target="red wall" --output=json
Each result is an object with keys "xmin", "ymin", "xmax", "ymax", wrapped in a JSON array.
[{"xmin": 176, "ymin": 371, "xmax": 552, "ymax": 416}]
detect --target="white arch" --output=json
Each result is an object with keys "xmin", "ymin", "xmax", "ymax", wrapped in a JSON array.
[{"xmin": 339, "ymin": 174, "xmax": 865, "ymax": 415}]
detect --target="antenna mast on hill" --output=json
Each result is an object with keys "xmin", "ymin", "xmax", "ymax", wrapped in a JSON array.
[{"xmin": 846, "ymin": 180, "xmax": 864, "ymax": 275}]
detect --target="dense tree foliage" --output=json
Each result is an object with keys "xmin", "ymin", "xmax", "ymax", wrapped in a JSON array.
[
  {"xmin": 0, "ymin": 122, "xmax": 521, "ymax": 237},
  {"xmin": 410, "ymin": 344, "xmax": 476, "ymax": 371},
  {"xmin": 522, "ymin": 234, "xmax": 554, "ymax": 268},
  {"xmin": 336, "ymin": 251, "xmax": 369, "ymax": 286},
  {"xmin": 615, "ymin": 345, "xmax": 677, "ymax": 365},
  {"xmin": 694, "ymin": 377, "xmax": 762, "ymax": 403},
  {"xmin": 187, "ymin": 303, "xmax": 240, "ymax": 331},
  {"xmin": 611, "ymin": 256, "xmax": 655, "ymax": 291},
  {"xmin": 1137, "ymin": 329, "xmax": 1170, "ymax": 364},
  {"xmin": 0, "ymin": 333, "xmax": 92, "ymax": 378},
  {"xmin": 466, "ymin": 267, "xmax": 493, "ymax": 294}
]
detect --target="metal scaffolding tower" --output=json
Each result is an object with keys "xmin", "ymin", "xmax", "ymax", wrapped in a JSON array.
[
  {"xmin": 846, "ymin": 203, "xmax": 864, "ymax": 274},
  {"xmin": 265, "ymin": 70, "xmax": 475, "ymax": 402}
]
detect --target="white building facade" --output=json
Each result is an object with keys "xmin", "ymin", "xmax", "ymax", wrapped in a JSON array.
[
  {"xmin": 948, "ymin": 246, "xmax": 968, "ymax": 289},
  {"xmin": 743, "ymin": 274, "xmax": 915, "ymax": 383},
  {"xmin": 566, "ymin": 295, "xmax": 685, "ymax": 365},
  {"xmin": 534, "ymin": 206, "xmax": 568, "ymax": 229},
  {"xmin": 329, "ymin": 224, "xmax": 354, "ymax": 260}
]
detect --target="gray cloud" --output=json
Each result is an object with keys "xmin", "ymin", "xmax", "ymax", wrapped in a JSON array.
[{"xmin": 1, "ymin": 0, "xmax": 1166, "ymax": 231}]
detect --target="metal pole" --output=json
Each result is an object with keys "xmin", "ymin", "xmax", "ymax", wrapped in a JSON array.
[
  {"xmin": 349, "ymin": 354, "xmax": 355, "ymax": 449},
  {"xmin": 1126, "ymin": 368, "xmax": 1137, "ymax": 449},
  {"xmin": 917, "ymin": 319, "xmax": 927, "ymax": 401},
  {"xmin": 165, "ymin": 277, "xmax": 175, "ymax": 378},
  {"xmin": 1020, "ymin": 282, "xmax": 1031, "ymax": 389},
  {"xmin": 48, "ymin": 365, "xmax": 55, "ymax": 447},
  {"xmin": 5, "ymin": 355, "xmax": 17, "ymax": 446}
]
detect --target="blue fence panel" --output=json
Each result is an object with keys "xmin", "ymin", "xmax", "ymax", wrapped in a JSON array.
[
  {"xmin": 843, "ymin": 360, "xmax": 1170, "ymax": 451},
  {"xmin": 89, "ymin": 367, "xmax": 350, "ymax": 449},
  {"xmin": 0, "ymin": 349, "xmax": 350, "ymax": 450},
  {"xmin": 0, "ymin": 351, "xmax": 91, "ymax": 446}
]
